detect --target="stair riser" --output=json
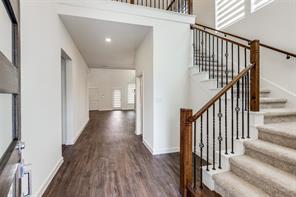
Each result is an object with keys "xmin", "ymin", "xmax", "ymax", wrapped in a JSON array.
[
  {"xmin": 264, "ymin": 115, "xmax": 296, "ymax": 124},
  {"xmin": 230, "ymin": 161, "xmax": 295, "ymax": 197},
  {"xmin": 245, "ymin": 147, "xmax": 296, "ymax": 176},
  {"xmin": 259, "ymin": 92, "xmax": 270, "ymax": 98},
  {"xmin": 196, "ymin": 66, "xmax": 234, "ymax": 72},
  {"xmin": 218, "ymin": 98, "xmax": 283, "ymax": 110},
  {"xmin": 260, "ymin": 102, "xmax": 286, "ymax": 109},
  {"xmin": 259, "ymin": 130, "xmax": 296, "ymax": 150},
  {"xmin": 210, "ymin": 89, "xmax": 270, "ymax": 98}
]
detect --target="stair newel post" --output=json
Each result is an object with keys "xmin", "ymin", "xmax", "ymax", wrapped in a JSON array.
[
  {"xmin": 180, "ymin": 109, "xmax": 193, "ymax": 197},
  {"xmin": 250, "ymin": 40, "xmax": 260, "ymax": 112},
  {"xmin": 188, "ymin": 0, "xmax": 193, "ymax": 14}
]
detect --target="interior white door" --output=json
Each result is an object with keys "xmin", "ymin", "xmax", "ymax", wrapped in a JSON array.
[{"xmin": 61, "ymin": 56, "xmax": 67, "ymax": 145}]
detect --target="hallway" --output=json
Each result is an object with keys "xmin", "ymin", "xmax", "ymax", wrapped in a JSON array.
[{"xmin": 43, "ymin": 111, "xmax": 181, "ymax": 197}]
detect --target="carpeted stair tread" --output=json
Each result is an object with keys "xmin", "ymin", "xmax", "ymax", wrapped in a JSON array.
[
  {"xmin": 257, "ymin": 122, "xmax": 296, "ymax": 139},
  {"xmin": 261, "ymin": 108, "xmax": 296, "ymax": 116},
  {"xmin": 244, "ymin": 140, "xmax": 296, "ymax": 175},
  {"xmin": 230, "ymin": 155, "xmax": 296, "ymax": 197},
  {"xmin": 213, "ymin": 171, "xmax": 270, "ymax": 197},
  {"xmin": 260, "ymin": 98, "xmax": 287, "ymax": 104}
]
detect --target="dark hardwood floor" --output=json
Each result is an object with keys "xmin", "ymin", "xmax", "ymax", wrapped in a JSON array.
[{"xmin": 43, "ymin": 111, "xmax": 215, "ymax": 197}]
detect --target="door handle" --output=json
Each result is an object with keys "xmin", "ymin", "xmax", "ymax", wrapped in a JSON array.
[
  {"xmin": 19, "ymin": 162, "xmax": 32, "ymax": 197},
  {"xmin": 23, "ymin": 169, "xmax": 32, "ymax": 197}
]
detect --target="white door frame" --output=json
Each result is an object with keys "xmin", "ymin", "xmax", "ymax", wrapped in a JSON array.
[
  {"xmin": 135, "ymin": 75, "xmax": 144, "ymax": 135},
  {"xmin": 61, "ymin": 49, "xmax": 72, "ymax": 145}
]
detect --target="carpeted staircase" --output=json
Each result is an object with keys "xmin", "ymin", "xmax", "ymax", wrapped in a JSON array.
[{"xmin": 213, "ymin": 89, "xmax": 296, "ymax": 197}]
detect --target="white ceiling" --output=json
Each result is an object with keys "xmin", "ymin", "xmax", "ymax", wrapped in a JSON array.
[{"xmin": 60, "ymin": 15, "xmax": 151, "ymax": 69}]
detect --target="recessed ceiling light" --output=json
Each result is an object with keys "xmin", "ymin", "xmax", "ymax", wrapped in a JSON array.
[{"xmin": 105, "ymin": 38, "xmax": 112, "ymax": 43}]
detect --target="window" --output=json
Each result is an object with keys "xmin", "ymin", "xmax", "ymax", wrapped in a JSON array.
[
  {"xmin": 0, "ymin": 2, "xmax": 12, "ymax": 62},
  {"xmin": 215, "ymin": 0, "xmax": 246, "ymax": 30},
  {"xmin": 128, "ymin": 83, "xmax": 136, "ymax": 104},
  {"xmin": 113, "ymin": 89, "xmax": 121, "ymax": 109},
  {"xmin": 251, "ymin": 0, "xmax": 274, "ymax": 13}
]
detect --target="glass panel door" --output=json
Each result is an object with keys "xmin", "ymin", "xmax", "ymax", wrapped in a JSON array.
[{"xmin": 0, "ymin": 1, "xmax": 22, "ymax": 197}]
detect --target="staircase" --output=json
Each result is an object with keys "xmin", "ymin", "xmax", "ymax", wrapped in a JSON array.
[
  {"xmin": 190, "ymin": 51, "xmax": 296, "ymax": 197},
  {"xmin": 180, "ymin": 23, "xmax": 296, "ymax": 197},
  {"xmin": 213, "ymin": 88, "xmax": 296, "ymax": 196}
]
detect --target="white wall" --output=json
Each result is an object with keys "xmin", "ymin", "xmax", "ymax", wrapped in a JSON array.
[
  {"xmin": 135, "ymin": 30, "xmax": 154, "ymax": 151},
  {"xmin": 88, "ymin": 68, "xmax": 136, "ymax": 111},
  {"xmin": 194, "ymin": 0, "xmax": 296, "ymax": 108},
  {"xmin": 57, "ymin": 1, "xmax": 195, "ymax": 155},
  {"xmin": 21, "ymin": 1, "xmax": 89, "ymax": 195}
]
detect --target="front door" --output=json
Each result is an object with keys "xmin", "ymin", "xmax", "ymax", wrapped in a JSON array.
[{"xmin": 0, "ymin": 0, "xmax": 24, "ymax": 196}]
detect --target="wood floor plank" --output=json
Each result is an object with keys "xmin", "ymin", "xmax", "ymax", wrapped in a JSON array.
[{"xmin": 43, "ymin": 111, "xmax": 214, "ymax": 197}]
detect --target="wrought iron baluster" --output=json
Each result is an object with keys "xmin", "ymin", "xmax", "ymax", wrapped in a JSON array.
[
  {"xmin": 218, "ymin": 98, "xmax": 222, "ymax": 169},
  {"xmin": 206, "ymin": 110, "xmax": 209, "ymax": 171},
  {"xmin": 198, "ymin": 30, "xmax": 201, "ymax": 72},
  {"xmin": 231, "ymin": 43, "xmax": 234, "ymax": 154},
  {"xmin": 193, "ymin": 29, "xmax": 196, "ymax": 65},
  {"xmin": 208, "ymin": 34, "xmax": 211, "ymax": 78},
  {"xmin": 226, "ymin": 41, "xmax": 229, "ymax": 84},
  {"xmin": 216, "ymin": 37, "xmax": 219, "ymax": 88},
  {"xmin": 212, "ymin": 103, "xmax": 216, "ymax": 170},
  {"xmin": 212, "ymin": 35, "xmax": 215, "ymax": 79},
  {"xmin": 201, "ymin": 31, "xmax": 204, "ymax": 71},
  {"xmin": 205, "ymin": 33, "xmax": 207, "ymax": 72},
  {"xmin": 193, "ymin": 120, "xmax": 197, "ymax": 189},
  {"xmin": 237, "ymin": 46, "xmax": 240, "ymax": 96},
  {"xmin": 247, "ymin": 71, "xmax": 250, "ymax": 138},
  {"xmin": 199, "ymin": 115, "xmax": 204, "ymax": 188},
  {"xmin": 236, "ymin": 46, "xmax": 240, "ymax": 139},
  {"xmin": 245, "ymin": 48, "xmax": 248, "ymax": 110},
  {"xmin": 242, "ymin": 74, "xmax": 245, "ymax": 139},
  {"xmin": 224, "ymin": 94, "xmax": 228, "ymax": 155},
  {"xmin": 221, "ymin": 40, "xmax": 224, "ymax": 88}
]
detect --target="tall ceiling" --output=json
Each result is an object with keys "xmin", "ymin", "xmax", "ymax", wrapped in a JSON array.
[{"xmin": 60, "ymin": 15, "xmax": 151, "ymax": 69}]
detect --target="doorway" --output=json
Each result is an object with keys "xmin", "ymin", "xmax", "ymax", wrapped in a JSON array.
[
  {"xmin": 136, "ymin": 75, "xmax": 143, "ymax": 135},
  {"xmin": 61, "ymin": 50, "xmax": 71, "ymax": 147}
]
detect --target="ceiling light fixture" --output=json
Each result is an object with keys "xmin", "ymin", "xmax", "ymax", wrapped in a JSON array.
[{"xmin": 105, "ymin": 38, "xmax": 112, "ymax": 43}]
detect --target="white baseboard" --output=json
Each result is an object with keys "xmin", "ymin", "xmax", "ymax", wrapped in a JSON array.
[
  {"xmin": 142, "ymin": 139, "xmax": 179, "ymax": 155},
  {"xmin": 35, "ymin": 157, "xmax": 64, "ymax": 197},
  {"xmin": 142, "ymin": 139, "xmax": 153, "ymax": 155},
  {"xmin": 152, "ymin": 147, "xmax": 180, "ymax": 155},
  {"xmin": 67, "ymin": 119, "xmax": 89, "ymax": 145}
]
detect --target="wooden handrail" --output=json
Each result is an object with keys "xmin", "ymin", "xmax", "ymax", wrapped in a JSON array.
[
  {"xmin": 188, "ymin": 64, "xmax": 255, "ymax": 122},
  {"xmin": 166, "ymin": 0, "xmax": 193, "ymax": 14},
  {"xmin": 260, "ymin": 43, "xmax": 296, "ymax": 58},
  {"xmin": 195, "ymin": 23, "xmax": 251, "ymax": 42},
  {"xmin": 166, "ymin": 0, "xmax": 176, "ymax": 10},
  {"xmin": 194, "ymin": 23, "xmax": 296, "ymax": 59},
  {"xmin": 191, "ymin": 25, "xmax": 250, "ymax": 49}
]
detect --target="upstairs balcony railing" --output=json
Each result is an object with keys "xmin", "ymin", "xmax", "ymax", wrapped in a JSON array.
[{"xmin": 113, "ymin": 0, "xmax": 193, "ymax": 14}]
